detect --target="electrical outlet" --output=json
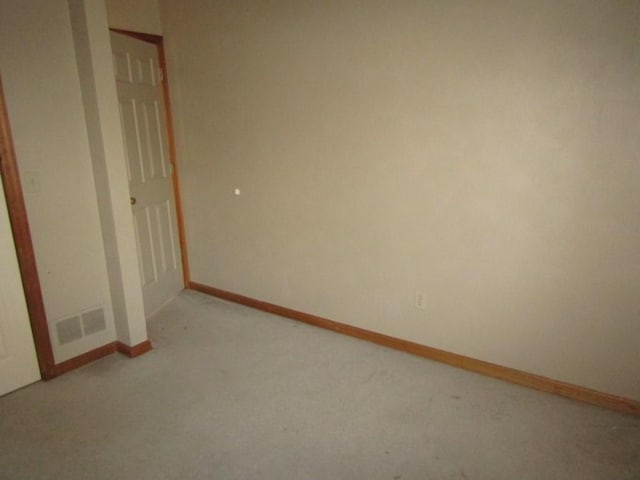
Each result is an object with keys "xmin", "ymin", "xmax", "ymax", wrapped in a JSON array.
[{"xmin": 414, "ymin": 291, "xmax": 427, "ymax": 310}]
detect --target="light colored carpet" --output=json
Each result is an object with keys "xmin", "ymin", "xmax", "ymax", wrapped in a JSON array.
[{"xmin": 1, "ymin": 289, "xmax": 639, "ymax": 479}]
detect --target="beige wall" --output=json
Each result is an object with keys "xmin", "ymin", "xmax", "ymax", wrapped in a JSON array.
[
  {"xmin": 105, "ymin": 0, "xmax": 161, "ymax": 34},
  {"xmin": 0, "ymin": 0, "xmax": 117, "ymax": 361},
  {"xmin": 69, "ymin": 0, "xmax": 148, "ymax": 347},
  {"xmin": 162, "ymin": 0, "xmax": 640, "ymax": 400},
  {"xmin": 1, "ymin": 0, "xmax": 149, "ymax": 360}
]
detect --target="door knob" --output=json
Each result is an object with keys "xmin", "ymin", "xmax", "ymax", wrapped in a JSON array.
[{"xmin": 130, "ymin": 197, "xmax": 137, "ymax": 205}]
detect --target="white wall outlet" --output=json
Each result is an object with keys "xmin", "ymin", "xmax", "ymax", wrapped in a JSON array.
[{"xmin": 414, "ymin": 291, "xmax": 427, "ymax": 310}]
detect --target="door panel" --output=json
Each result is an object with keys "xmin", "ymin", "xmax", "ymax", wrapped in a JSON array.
[
  {"xmin": 0, "ymin": 180, "xmax": 40, "ymax": 396},
  {"xmin": 133, "ymin": 209, "xmax": 156, "ymax": 287},
  {"xmin": 111, "ymin": 32, "xmax": 183, "ymax": 316}
]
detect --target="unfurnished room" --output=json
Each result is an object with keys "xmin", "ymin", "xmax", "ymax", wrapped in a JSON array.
[{"xmin": 0, "ymin": 1, "xmax": 639, "ymax": 478}]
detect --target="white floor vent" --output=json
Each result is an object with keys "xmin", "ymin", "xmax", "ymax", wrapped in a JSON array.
[
  {"xmin": 81, "ymin": 308, "xmax": 107, "ymax": 335},
  {"xmin": 55, "ymin": 316, "xmax": 82, "ymax": 345},
  {"xmin": 55, "ymin": 307, "xmax": 106, "ymax": 346}
]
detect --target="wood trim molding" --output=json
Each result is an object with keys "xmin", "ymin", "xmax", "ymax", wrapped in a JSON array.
[
  {"xmin": 189, "ymin": 281, "xmax": 640, "ymax": 417},
  {"xmin": 159, "ymin": 43, "xmax": 190, "ymax": 286},
  {"xmin": 116, "ymin": 340, "xmax": 153, "ymax": 358},
  {"xmin": 52, "ymin": 340, "xmax": 152, "ymax": 376},
  {"xmin": 109, "ymin": 28, "xmax": 160, "ymax": 44},
  {"xmin": 0, "ymin": 75, "xmax": 56, "ymax": 379},
  {"xmin": 109, "ymin": 28, "xmax": 191, "ymax": 286},
  {"xmin": 53, "ymin": 342, "xmax": 118, "ymax": 376}
]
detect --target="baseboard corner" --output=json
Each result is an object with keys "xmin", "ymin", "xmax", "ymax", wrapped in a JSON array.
[{"xmin": 116, "ymin": 340, "xmax": 153, "ymax": 358}]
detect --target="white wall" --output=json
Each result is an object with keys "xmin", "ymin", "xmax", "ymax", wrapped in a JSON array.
[
  {"xmin": 0, "ymin": 0, "xmax": 147, "ymax": 361},
  {"xmin": 69, "ymin": 0, "xmax": 148, "ymax": 347},
  {"xmin": 105, "ymin": 0, "xmax": 161, "ymax": 34},
  {"xmin": 161, "ymin": 0, "xmax": 640, "ymax": 400},
  {"xmin": 0, "ymin": 0, "xmax": 116, "ymax": 361}
]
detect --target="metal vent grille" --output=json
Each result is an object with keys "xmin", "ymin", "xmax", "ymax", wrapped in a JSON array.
[
  {"xmin": 56, "ymin": 316, "xmax": 82, "ymax": 345},
  {"xmin": 81, "ymin": 308, "xmax": 106, "ymax": 335},
  {"xmin": 55, "ymin": 307, "xmax": 106, "ymax": 345}
]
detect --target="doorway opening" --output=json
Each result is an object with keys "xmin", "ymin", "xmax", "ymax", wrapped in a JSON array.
[{"xmin": 110, "ymin": 29, "xmax": 190, "ymax": 316}]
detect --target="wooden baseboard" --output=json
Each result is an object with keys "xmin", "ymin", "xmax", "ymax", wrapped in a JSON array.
[
  {"xmin": 53, "ymin": 342, "xmax": 118, "ymax": 376},
  {"xmin": 50, "ymin": 339, "xmax": 152, "ymax": 377},
  {"xmin": 189, "ymin": 281, "xmax": 640, "ymax": 417},
  {"xmin": 116, "ymin": 340, "xmax": 153, "ymax": 358}
]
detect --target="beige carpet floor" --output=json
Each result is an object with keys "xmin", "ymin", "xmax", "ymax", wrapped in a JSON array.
[{"xmin": 1, "ymin": 289, "xmax": 639, "ymax": 479}]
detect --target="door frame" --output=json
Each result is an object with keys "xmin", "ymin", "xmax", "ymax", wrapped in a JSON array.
[
  {"xmin": 110, "ymin": 28, "xmax": 190, "ymax": 287},
  {"xmin": 0, "ymin": 75, "xmax": 56, "ymax": 379}
]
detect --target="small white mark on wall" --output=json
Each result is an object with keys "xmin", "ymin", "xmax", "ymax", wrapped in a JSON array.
[{"xmin": 23, "ymin": 171, "xmax": 41, "ymax": 193}]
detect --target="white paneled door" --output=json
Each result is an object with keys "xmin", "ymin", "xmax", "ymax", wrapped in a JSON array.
[
  {"xmin": 0, "ymin": 180, "xmax": 40, "ymax": 396},
  {"xmin": 111, "ymin": 32, "xmax": 183, "ymax": 317}
]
